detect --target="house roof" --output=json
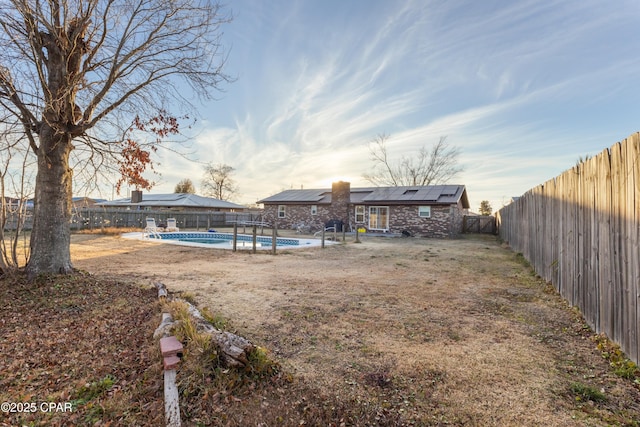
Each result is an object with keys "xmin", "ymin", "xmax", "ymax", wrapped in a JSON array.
[
  {"xmin": 259, "ymin": 185, "xmax": 469, "ymax": 208},
  {"xmin": 73, "ymin": 197, "xmax": 107, "ymax": 203},
  {"xmin": 97, "ymin": 193, "xmax": 247, "ymax": 210},
  {"xmin": 259, "ymin": 189, "xmax": 332, "ymax": 204}
]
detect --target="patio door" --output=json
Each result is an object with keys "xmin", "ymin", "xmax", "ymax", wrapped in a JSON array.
[{"xmin": 368, "ymin": 206, "xmax": 389, "ymax": 231}]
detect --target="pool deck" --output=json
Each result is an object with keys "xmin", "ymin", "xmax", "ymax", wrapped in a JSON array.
[{"xmin": 121, "ymin": 231, "xmax": 337, "ymax": 250}]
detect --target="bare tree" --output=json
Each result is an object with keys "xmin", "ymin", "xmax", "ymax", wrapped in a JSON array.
[
  {"xmin": 0, "ymin": 122, "xmax": 35, "ymax": 274},
  {"xmin": 174, "ymin": 178, "xmax": 195, "ymax": 194},
  {"xmin": 363, "ymin": 134, "xmax": 463, "ymax": 187},
  {"xmin": 0, "ymin": 0, "xmax": 231, "ymax": 275},
  {"xmin": 201, "ymin": 163, "xmax": 238, "ymax": 201}
]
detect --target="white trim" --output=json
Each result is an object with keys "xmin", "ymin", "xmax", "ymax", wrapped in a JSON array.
[{"xmin": 418, "ymin": 205, "xmax": 431, "ymax": 218}]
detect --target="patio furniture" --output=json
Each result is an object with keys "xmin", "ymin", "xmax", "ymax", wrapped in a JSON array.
[{"xmin": 166, "ymin": 218, "xmax": 180, "ymax": 232}]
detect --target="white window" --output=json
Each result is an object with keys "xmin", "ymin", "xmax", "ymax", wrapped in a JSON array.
[
  {"xmin": 368, "ymin": 206, "xmax": 389, "ymax": 230},
  {"xmin": 418, "ymin": 206, "xmax": 431, "ymax": 218},
  {"xmin": 311, "ymin": 205, "xmax": 318, "ymax": 215},
  {"xmin": 278, "ymin": 205, "xmax": 286, "ymax": 218},
  {"xmin": 355, "ymin": 205, "xmax": 365, "ymax": 223}
]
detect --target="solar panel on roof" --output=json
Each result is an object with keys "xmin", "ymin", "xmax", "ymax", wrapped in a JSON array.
[
  {"xmin": 259, "ymin": 185, "xmax": 464, "ymax": 205},
  {"xmin": 441, "ymin": 185, "xmax": 459, "ymax": 197},
  {"xmin": 422, "ymin": 188, "xmax": 439, "ymax": 201},
  {"xmin": 262, "ymin": 189, "xmax": 328, "ymax": 203}
]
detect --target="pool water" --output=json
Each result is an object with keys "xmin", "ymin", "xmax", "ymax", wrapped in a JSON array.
[
  {"xmin": 171, "ymin": 237, "xmax": 263, "ymax": 247},
  {"xmin": 147, "ymin": 232, "xmax": 302, "ymax": 248},
  {"xmin": 174, "ymin": 237, "xmax": 228, "ymax": 245},
  {"xmin": 122, "ymin": 231, "xmax": 335, "ymax": 250}
]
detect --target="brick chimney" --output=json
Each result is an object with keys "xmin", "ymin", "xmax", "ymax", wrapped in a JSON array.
[
  {"xmin": 330, "ymin": 181, "xmax": 351, "ymax": 229},
  {"xmin": 131, "ymin": 190, "xmax": 143, "ymax": 203}
]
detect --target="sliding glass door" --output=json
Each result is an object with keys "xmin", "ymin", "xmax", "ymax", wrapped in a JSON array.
[{"xmin": 368, "ymin": 206, "xmax": 389, "ymax": 231}]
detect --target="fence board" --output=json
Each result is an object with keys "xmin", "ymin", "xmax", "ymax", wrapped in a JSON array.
[
  {"xmin": 597, "ymin": 148, "xmax": 613, "ymax": 336},
  {"xmin": 624, "ymin": 134, "xmax": 639, "ymax": 362},
  {"xmin": 550, "ymin": 177, "xmax": 560, "ymax": 285},
  {"xmin": 497, "ymin": 132, "xmax": 640, "ymax": 365},
  {"xmin": 633, "ymin": 135, "xmax": 640, "ymax": 363},
  {"xmin": 610, "ymin": 143, "xmax": 624, "ymax": 346}
]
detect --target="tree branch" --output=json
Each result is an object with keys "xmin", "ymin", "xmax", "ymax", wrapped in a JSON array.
[{"xmin": 363, "ymin": 134, "xmax": 462, "ymax": 187}]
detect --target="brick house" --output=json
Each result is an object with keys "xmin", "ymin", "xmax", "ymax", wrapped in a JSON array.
[{"xmin": 258, "ymin": 181, "xmax": 470, "ymax": 237}]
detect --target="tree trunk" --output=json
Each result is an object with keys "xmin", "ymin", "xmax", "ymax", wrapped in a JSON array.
[{"xmin": 26, "ymin": 127, "xmax": 74, "ymax": 276}]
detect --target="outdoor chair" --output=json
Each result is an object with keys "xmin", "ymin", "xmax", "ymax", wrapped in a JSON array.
[
  {"xmin": 145, "ymin": 217, "xmax": 162, "ymax": 236},
  {"xmin": 166, "ymin": 218, "xmax": 180, "ymax": 232}
]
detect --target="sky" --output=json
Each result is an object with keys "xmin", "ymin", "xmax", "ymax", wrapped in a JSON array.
[{"xmin": 147, "ymin": 0, "xmax": 640, "ymax": 212}]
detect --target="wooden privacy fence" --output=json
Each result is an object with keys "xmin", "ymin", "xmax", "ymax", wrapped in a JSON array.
[
  {"xmin": 496, "ymin": 132, "xmax": 640, "ymax": 365},
  {"xmin": 69, "ymin": 209, "xmax": 262, "ymax": 231},
  {"xmin": 462, "ymin": 215, "xmax": 496, "ymax": 234},
  {"xmin": 1, "ymin": 208, "xmax": 264, "ymax": 231}
]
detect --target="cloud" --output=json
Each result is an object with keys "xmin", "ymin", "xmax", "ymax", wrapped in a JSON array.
[{"xmin": 143, "ymin": 0, "xmax": 640, "ymax": 215}]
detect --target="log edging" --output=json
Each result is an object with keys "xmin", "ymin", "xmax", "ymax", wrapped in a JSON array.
[
  {"xmin": 154, "ymin": 282, "xmax": 182, "ymax": 427},
  {"xmin": 153, "ymin": 281, "xmax": 258, "ymax": 426}
]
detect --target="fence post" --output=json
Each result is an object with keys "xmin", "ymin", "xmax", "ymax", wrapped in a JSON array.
[
  {"xmin": 232, "ymin": 223, "xmax": 237, "ymax": 252},
  {"xmin": 252, "ymin": 225, "xmax": 257, "ymax": 254},
  {"xmin": 321, "ymin": 228, "xmax": 325, "ymax": 248},
  {"xmin": 272, "ymin": 226, "xmax": 277, "ymax": 255}
]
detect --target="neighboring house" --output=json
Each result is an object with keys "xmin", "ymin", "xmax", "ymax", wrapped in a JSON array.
[
  {"xmin": 72, "ymin": 197, "xmax": 107, "ymax": 208},
  {"xmin": 2, "ymin": 197, "xmax": 105, "ymax": 210},
  {"xmin": 258, "ymin": 181, "xmax": 470, "ymax": 238},
  {"xmin": 2, "ymin": 197, "xmax": 27, "ymax": 209},
  {"xmin": 97, "ymin": 191, "xmax": 247, "ymax": 212}
]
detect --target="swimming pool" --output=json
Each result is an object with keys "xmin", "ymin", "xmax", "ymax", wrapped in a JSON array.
[{"xmin": 122, "ymin": 231, "xmax": 330, "ymax": 249}]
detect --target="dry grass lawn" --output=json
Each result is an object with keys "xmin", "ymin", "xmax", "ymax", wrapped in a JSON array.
[{"xmin": 65, "ymin": 231, "xmax": 640, "ymax": 426}]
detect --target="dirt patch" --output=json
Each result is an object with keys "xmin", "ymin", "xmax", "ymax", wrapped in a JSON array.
[{"xmin": 65, "ymin": 231, "xmax": 640, "ymax": 425}]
